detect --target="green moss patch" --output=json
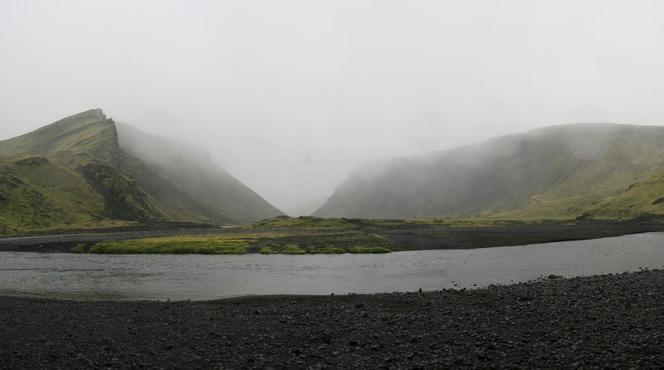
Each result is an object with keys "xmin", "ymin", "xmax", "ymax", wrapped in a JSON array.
[
  {"xmin": 259, "ymin": 246, "xmax": 274, "ymax": 254},
  {"xmin": 89, "ymin": 235, "xmax": 256, "ymax": 254},
  {"xmin": 280, "ymin": 244, "xmax": 306, "ymax": 254}
]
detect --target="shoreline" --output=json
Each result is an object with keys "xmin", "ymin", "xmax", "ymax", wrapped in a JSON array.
[
  {"xmin": 2, "ymin": 269, "xmax": 664, "ymax": 368},
  {"xmin": 2, "ymin": 219, "xmax": 664, "ymax": 253}
]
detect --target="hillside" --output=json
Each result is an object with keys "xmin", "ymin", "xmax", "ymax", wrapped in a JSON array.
[
  {"xmin": 0, "ymin": 110, "xmax": 282, "ymax": 233},
  {"xmin": 116, "ymin": 123, "xmax": 283, "ymax": 224},
  {"xmin": 315, "ymin": 124, "xmax": 664, "ymax": 220}
]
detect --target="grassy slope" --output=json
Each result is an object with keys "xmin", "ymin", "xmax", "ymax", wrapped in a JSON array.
[
  {"xmin": 317, "ymin": 124, "xmax": 664, "ymax": 221},
  {"xmin": 585, "ymin": 170, "xmax": 664, "ymax": 219},
  {"xmin": 0, "ymin": 110, "xmax": 234, "ymax": 234},
  {"xmin": 0, "ymin": 158, "xmax": 138, "ymax": 233},
  {"xmin": 0, "ymin": 110, "xmax": 110, "ymax": 159},
  {"xmin": 497, "ymin": 126, "xmax": 664, "ymax": 220}
]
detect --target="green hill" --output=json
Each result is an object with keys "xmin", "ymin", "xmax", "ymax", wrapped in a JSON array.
[
  {"xmin": 315, "ymin": 124, "xmax": 664, "ymax": 220},
  {"xmin": 0, "ymin": 110, "xmax": 282, "ymax": 234}
]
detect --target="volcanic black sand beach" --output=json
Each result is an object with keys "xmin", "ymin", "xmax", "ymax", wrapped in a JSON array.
[{"xmin": 2, "ymin": 270, "xmax": 664, "ymax": 369}]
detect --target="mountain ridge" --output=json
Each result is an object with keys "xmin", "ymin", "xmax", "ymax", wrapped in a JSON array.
[
  {"xmin": 0, "ymin": 109, "xmax": 283, "ymax": 233},
  {"xmin": 315, "ymin": 123, "xmax": 664, "ymax": 220}
]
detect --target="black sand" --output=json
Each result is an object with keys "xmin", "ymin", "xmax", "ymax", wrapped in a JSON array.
[
  {"xmin": 2, "ymin": 270, "xmax": 664, "ymax": 369},
  {"xmin": 2, "ymin": 220, "xmax": 664, "ymax": 253}
]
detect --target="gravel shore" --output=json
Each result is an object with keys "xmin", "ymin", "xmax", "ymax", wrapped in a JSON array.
[
  {"xmin": 2, "ymin": 270, "xmax": 664, "ymax": 369},
  {"xmin": 0, "ymin": 228, "xmax": 228, "ymax": 252},
  {"xmin": 2, "ymin": 220, "xmax": 664, "ymax": 253}
]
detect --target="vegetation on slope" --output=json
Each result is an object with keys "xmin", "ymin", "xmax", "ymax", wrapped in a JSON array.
[
  {"xmin": 0, "ymin": 109, "xmax": 115, "ymax": 160},
  {"xmin": 79, "ymin": 161, "xmax": 162, "ymax": 220},
  {"xmin": 316, "ymin": 124, "xmax": 664, "ymax": 221},
  {"xmin": 4, "ymin": 111, "xmax": 663, "ymax": 235},
  {"xmin": 585, "ymin": 170, "xmax": 664, "ymax": 219},
  {"xmin": 0, "ymin": 109, "xmax": 283, "ymax": 234},
  {"xmin": 0, "ymin": 155, "xmax": 131, "ymax": 233}
]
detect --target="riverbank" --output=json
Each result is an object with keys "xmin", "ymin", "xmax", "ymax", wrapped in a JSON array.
[
  {"xmin": 2, "ymin": 269, "xmax": 663, "ymax": 368},
  {"xmin": 1, "ymin": 218, "xmax": 664, "ymax": 253}
]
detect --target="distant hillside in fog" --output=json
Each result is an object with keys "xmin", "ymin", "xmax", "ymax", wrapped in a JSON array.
[
  {"xmin": 316, "ymin": 123, "xmax": 664, "ymax": 220},
  {"xmin": 116, "ymin": 123, "xmax": 283, "ymax": 224}
]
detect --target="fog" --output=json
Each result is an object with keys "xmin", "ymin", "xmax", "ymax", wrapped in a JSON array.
[{"xmin": 1, "ymin": 1, "xmax": 664, "ymax": 214}]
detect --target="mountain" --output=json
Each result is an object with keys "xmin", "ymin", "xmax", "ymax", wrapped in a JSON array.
[
  {"xmin": 315, "ymin": 124, "xmax": 664, "ymax": 220},
  {"xmin": 0, "ymin": 109, "xmax": 282, "ymax": 233},
  {"xmin": 115, "ymin": 123, "xmax": 283, "ymax": 223}
]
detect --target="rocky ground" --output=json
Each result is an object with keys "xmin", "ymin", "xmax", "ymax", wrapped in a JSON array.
[
  {"xmin": 0, "ymin": 226, "xmax": 229, "ymax": 252},
  {"xmin": 372, "ymin": 220, "xmax": 664, "ymax": 251},
  {"xmin": 1, "ymin": 270, "xmax": 664, "ymax": 369}
]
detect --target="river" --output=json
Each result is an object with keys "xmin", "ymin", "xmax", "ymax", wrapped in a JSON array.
[{"xmin": 1, "ymin": 232, "xmax": 663, "ymax": 300}]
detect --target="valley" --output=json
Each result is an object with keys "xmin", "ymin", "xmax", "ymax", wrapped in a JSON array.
[
  {"xmin": 4, "ymin": 4, "xmax": 664, "ymax": 368},
  {"xmin": 0, "ymin": 110, "xmax": 282, "ymax": 235}
]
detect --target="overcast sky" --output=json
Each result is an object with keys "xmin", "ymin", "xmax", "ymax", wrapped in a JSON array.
[{"xmin": 1, "ymin": 0, "xmax": 664, "ymax": 214}]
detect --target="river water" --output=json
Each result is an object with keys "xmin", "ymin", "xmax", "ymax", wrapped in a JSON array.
[{"xmin": 1, "ymin": 232, "xmax": 664, "ymax": 301}]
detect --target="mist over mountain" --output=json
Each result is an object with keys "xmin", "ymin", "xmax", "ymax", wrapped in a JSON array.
[
  {"xmin": 116, "ymin": 123, "xmax": 283, "ymax": 223},
  {"xmin": 0, "ymin": 110, "xmax": 282, "ymax": 233},
  {"xmin": 315, "ymin": 124, "xmax": 664, "ymax": 220},
  {"xmin": 5, "ymin": 110, "xmax": 664, "ymax": 235}
]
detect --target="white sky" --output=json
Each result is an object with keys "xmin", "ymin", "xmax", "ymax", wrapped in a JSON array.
[{"xmin": 1, "ymin": 0, "xmax": 664, "ymax": 214}]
